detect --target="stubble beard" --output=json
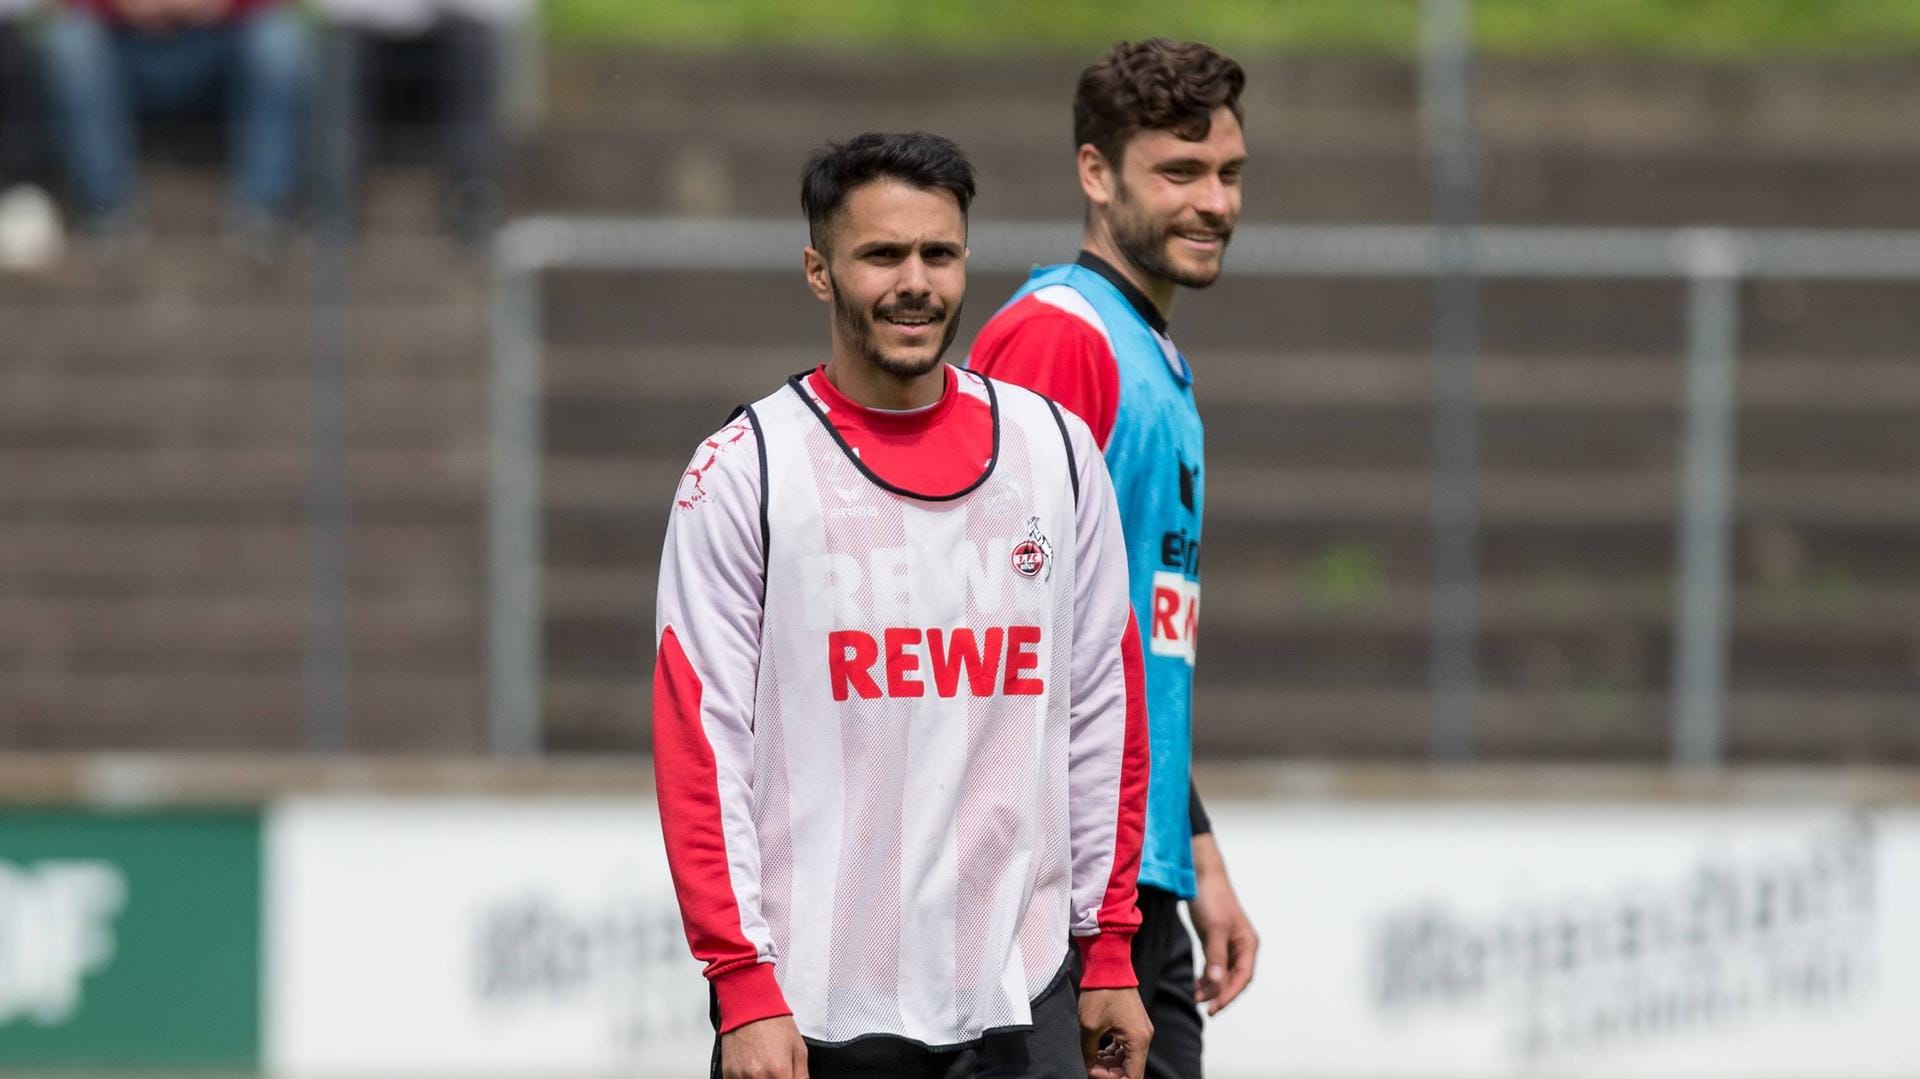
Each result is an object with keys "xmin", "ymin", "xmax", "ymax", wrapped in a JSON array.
[
  {"xmin": 830, "ymin": 273, "xmax": 964, "ymax": 381},
  {"xmin": 1109, "ymin": 178, "xmax": 1231, "ymax": 291}
]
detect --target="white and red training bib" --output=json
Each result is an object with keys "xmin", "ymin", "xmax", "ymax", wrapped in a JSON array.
[{"xmin": 653, "ymin": 366, "xmax": 1148, "ymax": 1048}]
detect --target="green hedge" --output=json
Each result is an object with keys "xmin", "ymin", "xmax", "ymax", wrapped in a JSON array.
[{"xmin": 546, "ymin": 0, "xmax": 1920, "ymax": 57}]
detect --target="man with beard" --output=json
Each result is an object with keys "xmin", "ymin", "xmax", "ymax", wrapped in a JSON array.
[
  {"xmin": 969, "ymin": 40, "xmax": 1261, "ymax": 1079},
  {"xmin": 653, "ymin": 131, "xmax": 1154, "ymax": 1079}
]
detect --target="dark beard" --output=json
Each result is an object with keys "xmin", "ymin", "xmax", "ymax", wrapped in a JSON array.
[
  {"xmin": 830, "ymin": 273, "xmax": 964, "ymax": 380},
  {"xmin": 1110, "ymin": 181, "xmax": 1230, "ymax": 290}
]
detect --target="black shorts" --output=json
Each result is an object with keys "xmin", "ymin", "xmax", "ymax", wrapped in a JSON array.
[
  {"xmin": 710, "ymin": 957, "xmax": 1084, "ymax": 1079},
  {"xmin": 1131, "ymin": 885, "xmax": 1205, "ymax": 1079}
]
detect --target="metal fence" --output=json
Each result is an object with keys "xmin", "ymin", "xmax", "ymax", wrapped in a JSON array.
[{"xmin": 488, "ymin": 218, "xmax": 1920, "ymax": 762}]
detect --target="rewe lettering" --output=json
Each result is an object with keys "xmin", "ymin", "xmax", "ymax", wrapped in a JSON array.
[
  {"xmin": 828, "ymin": 626, "xmax": 1046, "ymax": 701},
  {"xmin": 1149, "ymin": 571, "xmax": 1199, "ymax": 664},
  {"xmin": 799, "ymin": 539, "xmax": 1043, "ymax": 628}
]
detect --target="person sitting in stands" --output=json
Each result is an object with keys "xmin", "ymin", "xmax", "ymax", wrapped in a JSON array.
[
  {"xmin": 39, "ymin": 0, "xmax": 312, "ymax": 245},
  {"xmin": 0, "ymin": 0, "xmax": 63, "ymax": 269},
  {"xmin": 312, "ymin": 0, "xmax": 526, "ymax": 245}
]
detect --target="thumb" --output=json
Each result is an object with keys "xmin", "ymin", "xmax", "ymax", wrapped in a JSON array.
[
  {"xmin": 1196, "ymin": 933, "xmax": 1228, "ymax": 1001},
  {"xmin": 791, "ymin": 1035, "xmax": 810, "ymax": 1079}
]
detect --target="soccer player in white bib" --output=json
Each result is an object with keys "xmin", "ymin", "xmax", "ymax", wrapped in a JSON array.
[{"xmin": 653, "ymin": 132, "xmax": 1155, "ymax": 1079}]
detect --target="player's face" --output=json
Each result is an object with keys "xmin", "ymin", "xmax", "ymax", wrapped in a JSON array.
[
  {"xmin": 805, "ymin": 180, "xmax": 968, "ymax": 380},
  {"xmin": 1098, "ymin": 108, "xmax": 1246, "ymax": 289}
]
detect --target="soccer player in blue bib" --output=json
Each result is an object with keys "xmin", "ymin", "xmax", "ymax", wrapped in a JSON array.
[{"xmin": 970, "ymin": 39, "xmax": 1258, "ymax": 1078}]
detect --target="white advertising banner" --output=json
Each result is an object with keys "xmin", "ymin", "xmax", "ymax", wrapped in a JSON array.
[
  {"xmin": 264, "ymin": 796, "xmax": 1920, "ymax": 1079},
  {"xmin": 1202, "ymin": 804, "xmax": 1920, "ymax": 1079},
  {"xmin": 265, "ymin": 799, "xmax": 711, "ymax": 1078}
]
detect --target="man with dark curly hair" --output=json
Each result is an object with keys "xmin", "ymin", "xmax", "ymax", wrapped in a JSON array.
[{"xmin": 970, "ymin": 38, "xmax": 1260, "ymax": 1079}]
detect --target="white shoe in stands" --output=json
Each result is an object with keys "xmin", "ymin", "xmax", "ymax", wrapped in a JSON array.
[{"xmin": 0, "ymin": 183, "xmax": 63, "ymax": 273}]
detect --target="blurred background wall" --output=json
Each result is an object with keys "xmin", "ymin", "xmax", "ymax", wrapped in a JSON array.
[{"xmin": 2, "ymin": 0, "xmax": 1914, "ymax": 762}]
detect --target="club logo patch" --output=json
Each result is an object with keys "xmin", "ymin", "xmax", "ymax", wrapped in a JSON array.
[{"xmin": 1011, "ymin": 516, "xmax": 1053, "ymax": 581}]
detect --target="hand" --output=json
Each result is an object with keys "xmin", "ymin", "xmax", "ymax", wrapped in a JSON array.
[
  {"xmin": 1188, "ymin": 832, "xmax": 1258, "ymax": 1015},
  {"xmin": 1078, "ymin": 987, "xmax": 1151, "ymax": 1079},
  {"xmin": 719, "ymin": 1015, "xmax": 809, "ymax": 1079}
]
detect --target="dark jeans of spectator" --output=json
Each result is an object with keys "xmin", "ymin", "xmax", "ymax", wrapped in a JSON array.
[
  {"xmin": 334, "ymin": 14, "xmax": 500, "ymax": 239},
  {"xmin": 40, "ymin": 5, "xmax": 313, "ymax": 227},
  {"xmin": 0, "ymin": 21, "xmax": 47, "ymax": 188}
]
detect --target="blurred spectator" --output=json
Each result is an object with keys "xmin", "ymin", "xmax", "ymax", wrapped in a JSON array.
[
  {"xmin": 0, "ymin": 0, "xmax": 62, "ymax": 269},
  {"xmin": 39, "ymin": 0, "xmax": 312, "ymax": 244},
  {"xmin": 0, "ymin": 0, "xmax": 45, "ymax": 189},
  {"xmin": 314, "ymin": 0, "xmax": 527, "ymax": 245}
]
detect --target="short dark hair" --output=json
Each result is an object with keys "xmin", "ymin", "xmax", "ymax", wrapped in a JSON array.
[
  {"xmin": 1073, "ymin": 39, "xmax": 1245, "ymax": 166},
  {"xmin": 801, "ymin": 132, "xmax": 977, "ymax": 252}
]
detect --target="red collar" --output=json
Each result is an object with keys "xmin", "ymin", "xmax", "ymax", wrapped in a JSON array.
[{"xmin": 805, "ymin": 365, "xmax": 958, "ymax": 433}]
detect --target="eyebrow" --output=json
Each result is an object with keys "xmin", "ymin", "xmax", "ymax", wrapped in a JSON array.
[
  {"xmin": 1157, "ymin": 156, "xmax": 1247, "ymax": 171},
  {"xmin": 850, "ymin": 239, "xmax": 964, "ymax": 256}
]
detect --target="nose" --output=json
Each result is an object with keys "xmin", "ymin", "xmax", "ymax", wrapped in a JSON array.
[
  {"xmin": 1196, "ymin": 173, "xmax": 1235, "ymax": 220},
  {"xmin": 897, "ymin": 253, "xmax": 932, "ymax": 297}
]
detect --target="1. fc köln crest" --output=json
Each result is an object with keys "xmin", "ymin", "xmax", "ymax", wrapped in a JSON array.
[{"xmin": 1010, "ymin": 516, "xmax": 1054, "ymax": 581}]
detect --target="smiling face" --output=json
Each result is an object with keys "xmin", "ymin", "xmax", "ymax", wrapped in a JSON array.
[
  {"xmin": 1083, "ymin": 107, "xmax": 1246, "ymax": 293},
  {"xmin": 805, "ymin": 179, "xmax": 968, "ymax": 383}
]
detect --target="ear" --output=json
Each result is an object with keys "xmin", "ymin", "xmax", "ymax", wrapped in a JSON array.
[
  {"xmin": 803, "ymin": 246, "xmax": 832, "ymax": 304},
  {"xmin": 1077, "ymin": 144, "xmax": 1116, "ymax": 208}
]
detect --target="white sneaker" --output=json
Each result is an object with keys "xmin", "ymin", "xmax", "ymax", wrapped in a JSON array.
[{"xmin": 0, "ymin": 183, "xmax": 65, "ymax": 272}]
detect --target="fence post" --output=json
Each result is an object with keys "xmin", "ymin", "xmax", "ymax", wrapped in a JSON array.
[
  {"xmin": 1671, "ymin": 229, "xmax": 1743, "ymax": 767},
  {"xmin": 488, "ymin": 230, "xmax": 545, "ymax": 755},
  {"xmin": 1422, "ymin": 0, "xmax": 1483, "ymax": 759}
]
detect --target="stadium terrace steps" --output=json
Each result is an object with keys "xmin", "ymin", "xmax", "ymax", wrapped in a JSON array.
[
  {"xmin": 536, "ymin": 270, "xmax": 1920, "ymax": 362},
  {"xmin": 517, "ymin": 128, "xmax": 1920, "ymax": 227},
  {"xmin": 0, "ymin": 218, "xmax": 491, "ymax": 752},
  {"xmin": 0, "ymin": 387, "xmax": 480, "ymax": 447},
  {"xmin": 544, "ymin": 454, "xmax": 1920, "ymax": 532},
  {"xmin": 544, "ymin": 51, "xmax": 1920, "ymax": 156},
  {"xmin": 523, "ymin": 49, "xmax": 1920, "ymax": 226},
  {"xmin": 534, "ymin": 246, "xmax": 1918, "ymax": 762},
  {"xmin": 0, "ymin": 670, "xmax": 479, "ymax": 752},
  {"xmin": 0, "ymin": 521, "xmax": 476, "ymax": 587},
  {"xmin": 5, "ymin": 51, "xmax": 1919, "ymax": 760},
  {"xmin": 0, "ymin": 592, "xmax": 475, "ymax": 661},
  {"xmin": 548, "ymin": 344, "xmax": 1920, "ymax": 414},
  {"xmin": 138, "ymin": 163, "xmax": 451, "ymax": 232}
]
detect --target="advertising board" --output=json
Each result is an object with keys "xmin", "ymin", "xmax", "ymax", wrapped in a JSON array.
[
  {"xmin": 266, "ymin": 799, "xmax": 710, "ymax": 1078},
  {"xmin": 0, "ymin": 810, "xmax": 260, "ymax": 1069},
  {"xmin": 265, "ymin": 796, "xmax": 1920, "ymax": 1078},
  {"xmin": 1202, "ymin": 804, "xmax": 1920, "ymax": 1078}
]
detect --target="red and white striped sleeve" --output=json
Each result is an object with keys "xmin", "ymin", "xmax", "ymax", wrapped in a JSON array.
[
  {"xmin": 651, "ymin": 417, "xmax": 788, "ymax": 1033},
  {"xmin": 1060, "ymin": 408, "xmax": 1150, "ymax": 988}
]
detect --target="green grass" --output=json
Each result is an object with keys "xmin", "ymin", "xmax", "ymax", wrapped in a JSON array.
[
  {"xmin": 545, "ymin": 0, "xmax": 1920, "ymax": 57},
  {"xmin": 1477, "ymin": 0, "xmax": 1920, "ymax": 56}
]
